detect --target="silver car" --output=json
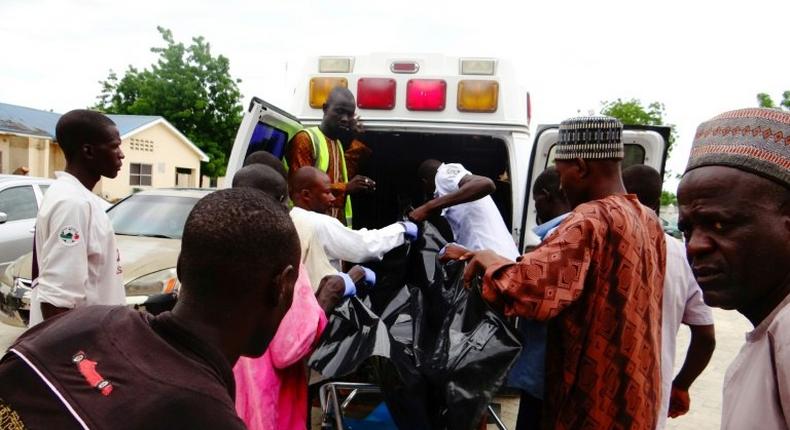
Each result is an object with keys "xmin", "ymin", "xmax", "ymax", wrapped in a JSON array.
[
  {"xmin": 0, "ymin": 188, "xmax": 212, "ymax": 326},
  {"xmin": 0, "ymin": 175, "xmax": 54, "ymax": 274}
]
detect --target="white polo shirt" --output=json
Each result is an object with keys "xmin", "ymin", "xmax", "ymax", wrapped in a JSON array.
[
  {"xmin": 29, "ymin": 172, "xmax": 124, "ymax": 327},
  {"xmin": 435, "ymin": 163, "xmax": 519, "ymax": 260},
  {"xmin": 658, "ymin": 234, "xmax": 714, "ymax": 429},
  {"xmin": 722, "ymin": 294, "xmax": 790, "ymax": 430},
  {"xmin": 290, "ymin": 207, "xmax": 407, "ymax": 290}
]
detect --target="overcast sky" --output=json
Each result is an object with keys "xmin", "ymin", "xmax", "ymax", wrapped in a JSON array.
[{"xmin": 2, "ymin": 0, "xmax": 787, "ymax": 190}]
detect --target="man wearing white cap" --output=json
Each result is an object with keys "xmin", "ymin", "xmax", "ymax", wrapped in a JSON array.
[{"xmin": 677, "ymin": 108, "xmax": 790, "ymax": 430}]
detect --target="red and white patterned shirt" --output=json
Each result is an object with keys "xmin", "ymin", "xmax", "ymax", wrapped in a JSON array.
[{"xmin": 482, "ymin": 194, "xmax": 666, "ymax": 429}]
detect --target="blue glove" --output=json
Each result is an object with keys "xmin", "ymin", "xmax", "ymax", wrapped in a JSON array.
[
  {"xmin": 361, "ymin": 266, "xmax": 376, "ymax": 286},
  {"xmin": 401, "ymin": 221, "xmax": 419, "ymax": 241},
  {"xmin": 337, "ymin": 272, "xmax": 356, "ymax": 297},
  {"xmin": 438, "ymin": 242, "xmax": 457, "ymax": 259}
]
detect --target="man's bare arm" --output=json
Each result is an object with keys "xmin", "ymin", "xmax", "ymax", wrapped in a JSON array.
[
  {"xmin": 409, "ymin": 174, "xmax": 495, "ymax": 222},
  {"xmin": 669, "ymin": 324, "xmax": 716, "ymax": 418}
]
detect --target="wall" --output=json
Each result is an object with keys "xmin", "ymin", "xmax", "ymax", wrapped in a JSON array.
[
  {"xmin": 96, "ymin": 122, "xmax": 203, "ymax": 201},
  {"xmin": 200, "ymin": 174, "xmax": 227, "ymax": 189},
  {"xmin": 8, "ymin": 136, "xmax": 29, "ymax": 174},
  {"xmin": 0, "ymin": 135, "xmax": 9, "ymax": 174},
  {"xmin": 0, "ymin": 134, "xmax": 54, "ymax": 177},
  {"xmin": 48, "ymin": 143, "xmax": 66, "ymax": 177},
  {"xmin": 27, "ymin": 137, "xmax": 49, "ymax": 177}
]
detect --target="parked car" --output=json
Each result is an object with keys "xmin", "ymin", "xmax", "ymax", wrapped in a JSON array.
[
  {"xmin": 0, "ymin": 175, "xmax": 54, "ymax": 274},
  {"xmin": 661, "ymin": 217, "xmax": 682, "ymax": 239},
  {"xmin": 0, "ymin": 188, "xmax": 212, "ymax": 326}
]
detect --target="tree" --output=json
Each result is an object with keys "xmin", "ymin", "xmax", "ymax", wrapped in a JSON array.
[
  {"xmin": 95, "ymin": 27, "xmax": 243, "ymax": 178},
  {"xmin": 600, "ymin": 98, "xmax": 677, "ymax": 156},
  {"xmin": 660, "ymin": 190, "xmax": 677, "ymax": 206},
  {"xmin": 757, "ymin": 91, "xmax": 790, "ymax": 111},
  {"xmin": 600, "ymin": 98, "xmax": 679, "ymax": 205}
]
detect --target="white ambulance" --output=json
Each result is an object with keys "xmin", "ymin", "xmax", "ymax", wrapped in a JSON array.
[{"xmin": 227, "ymin": 53, "xmax": 670, "ymax": 249}]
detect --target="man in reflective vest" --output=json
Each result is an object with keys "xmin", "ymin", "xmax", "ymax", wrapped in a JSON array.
[{"xmin": 285, "ymin": 87, "xmax": 374, "ymax": 226}]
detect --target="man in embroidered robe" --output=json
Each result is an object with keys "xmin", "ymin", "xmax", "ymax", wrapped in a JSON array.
[{"xmin": 456, "ymin": 116, "xmax": 666, "ymax": 430}]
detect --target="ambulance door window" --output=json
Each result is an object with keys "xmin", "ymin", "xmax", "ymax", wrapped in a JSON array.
[{"xmin": 245, "ymin": 122, "xmax": 289, "ymax": 161}]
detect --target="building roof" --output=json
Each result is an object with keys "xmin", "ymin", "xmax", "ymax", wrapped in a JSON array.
[
  {"xmin": 0, "ymin": 103, "xmax": 60, "ymax": 138},
  {"xmin": 106, "ymin": 114, "xmax": 162, "ymax": 136},
  {"xmin": 0, "ymin": 102, "xmax": 208, "ymax": 161}
]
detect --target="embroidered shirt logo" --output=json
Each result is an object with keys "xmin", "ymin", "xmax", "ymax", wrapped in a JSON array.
[
  {"xmin": 72, "ymin": 351, "xmax": 113, "ymax": 396},
  {"xmin": 445, "ymin": 165, "xmax": 461, "ymax": 176},
  {"xmin": 58, "ymin": 227, "xmax": 80, "ymax": 246}
]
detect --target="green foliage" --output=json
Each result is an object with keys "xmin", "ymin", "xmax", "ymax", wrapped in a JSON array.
[
  {"xmin": 660, "ymin": 190, "xmax": 677, "ymax": 207},
  {"xmin": 756, "ymin": 92, "xmax": 790, "ymax": 111},
  {"xmin": 601, "ymin": 98, "xmax": 679, "ymax": 202},
  {"xmin": 95, "ymin": 27, "xmax": 243, "ymax": 178},
  {"xmin": 600, "ymin": 98, "xmax": 677, "ymax": 156}
]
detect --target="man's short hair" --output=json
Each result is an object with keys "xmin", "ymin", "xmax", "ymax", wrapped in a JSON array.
[
  {"xmin": 55, "ymin": 109, "xmax": 116, "ymax": 158},
  {"xmin": 417, "ymin": 159, "xmax": 442, "ymax": 181},
  {"xmin": 622, "ymin": 164, "xmax": 663, "ymax": 210},
  {"xmin": 533, "ymin": 166, "xmax": 562, "ymax": 198},
  {"xmin": 243, "ymin": 151, "xmax": 287, "ymax": 179},
  {"xmin": 326, "ymin": 86, "xmax": 355, "ymax": 106},
  {"xmin": 232, "ymin": 164, "xmax": 288, "ymax": 203},
  {"xmin": 178, "ymin": 188, "xmax": 299, "ymax": 304}
]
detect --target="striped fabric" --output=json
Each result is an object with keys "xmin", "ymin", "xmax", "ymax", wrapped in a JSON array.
[
  {"xmin": 555, "ymin": 116, "xmax": 624, "ymax": 160},
  {"xmin": 686, "ymin": 108, "xmax": 790, "ymax": 188}
]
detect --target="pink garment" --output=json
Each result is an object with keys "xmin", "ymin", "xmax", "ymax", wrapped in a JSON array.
[{"xmin": 234, "ymin": 264, "xmax": 328, "ymax": 430}]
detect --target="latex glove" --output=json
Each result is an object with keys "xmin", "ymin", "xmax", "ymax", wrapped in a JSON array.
[
  {"xmin": 339, "ymin": 266, "xmax": 377, "ymax": 297},
  {"xmin": 400, "ymin": 221, "xmax": 419, "ymax": 241}
]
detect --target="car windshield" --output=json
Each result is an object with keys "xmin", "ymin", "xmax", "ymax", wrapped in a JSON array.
[{"xmin": 108, "ymin": 194, "xmax": 199, "ymax": 239}]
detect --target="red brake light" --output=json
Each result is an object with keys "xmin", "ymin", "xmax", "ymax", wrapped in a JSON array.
[
  {"xmin": 357, "ymin": 78, "xmax": 396, "ymax": 110},
  {"xmin": 406, "ymin": 79, "xmax": 446, "ymax": 111}
]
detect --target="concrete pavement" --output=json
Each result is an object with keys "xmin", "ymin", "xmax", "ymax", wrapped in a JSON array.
[
  {"xmin": 0, "ymin": 322, "xmax": 23, "ymax": 352},
  {"xmin": 665, "ymin": 308, "xmax": 751, "ymax": 430}
]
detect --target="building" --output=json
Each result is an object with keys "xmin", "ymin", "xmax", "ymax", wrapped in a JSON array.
[{"xmin": 0, "ymin": 102, "xmax": 209, "ymax": 201}]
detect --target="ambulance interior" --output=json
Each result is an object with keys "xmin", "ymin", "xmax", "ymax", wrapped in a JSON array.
[{"xmin": 350, "ymin": 131, "xmax": 512, "ymax": 239}]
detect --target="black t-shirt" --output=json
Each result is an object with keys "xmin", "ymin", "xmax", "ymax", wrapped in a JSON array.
[{"xmin": 0, "ymin": 306, "xmax": 247, "ymax": 430}]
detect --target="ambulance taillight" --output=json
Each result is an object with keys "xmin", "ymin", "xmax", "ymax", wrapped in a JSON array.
[
  {"xmin": 457, "ymin": 80, "xmax": 498, "ymax": 113},
  {"xmin": 406, "ymin": 79, "xmax": 446, "ymax": 111},
  {"xmin": 309, "ymin": 77, "xmax": 347, "ymax": 108},
  {"xmin": 357, "ymin": 78, "xmax": 396, "ymax": 110}
]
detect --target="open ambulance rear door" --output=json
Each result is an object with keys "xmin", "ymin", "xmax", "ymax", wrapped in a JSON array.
[
  {"xmin": 518, "ymin": 125, "xmax": 671, "ymax": 250},
  {"xmin": 225, "ymin": 97, "xmax": 303, "ymax": 186}
]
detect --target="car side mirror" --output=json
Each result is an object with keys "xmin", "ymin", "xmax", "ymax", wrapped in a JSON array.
[{"xmin": 0, "ymin": 212, "xmax": 7, "ymax": 224}]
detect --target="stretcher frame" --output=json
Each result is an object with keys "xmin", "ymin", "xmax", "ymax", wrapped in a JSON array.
[{"xmin": 318, "ymin": 381, "xmax": 508, "ymax": 429}]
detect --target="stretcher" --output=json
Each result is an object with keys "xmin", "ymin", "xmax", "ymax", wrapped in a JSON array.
[{"xmin": 318, "ymin": 382, "xmax": 509, "ymax": 430}]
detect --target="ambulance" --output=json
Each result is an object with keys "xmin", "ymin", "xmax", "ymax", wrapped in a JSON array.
[{"xmin": 226, "ymin": 53, "xmax": 670, "ymax": 249}]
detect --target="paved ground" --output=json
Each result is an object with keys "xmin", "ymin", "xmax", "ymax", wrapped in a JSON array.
[
  {"xmin": 0, "ymin": 321, "xmax": 23, "ymax": 352},
  {"xmin": 665, "ymin": 308, "xmax": 751, "ymax": 430},
  {"xmin": 1, "ymin": 308, "xmax": 750, "ymax": 429}
]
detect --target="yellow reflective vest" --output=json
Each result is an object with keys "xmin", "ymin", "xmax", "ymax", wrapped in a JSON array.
[{"xmin": 286, "ymin": 127, "xmax": 353, "ymax": 226}]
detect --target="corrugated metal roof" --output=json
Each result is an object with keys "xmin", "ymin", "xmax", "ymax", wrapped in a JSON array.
[
  {"xmin": 0, "ymin": 103, "xmax": 162, "ymax": 138},
  {"xmin": 0, "ymin": 103, "xmax": 60, "ymax": 137},
  {"xmin": 106, "ymin": 114, "xmax": 161, "ymax": 136},
  {"xmin": 0, "ymin": 102, "xmax": 208, "ymax": 161}
]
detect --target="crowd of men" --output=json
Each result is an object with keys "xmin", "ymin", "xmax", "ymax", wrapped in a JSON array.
[{"xmin": 0, "ymin": 87, "xmax": 787, "ymax": 430}]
